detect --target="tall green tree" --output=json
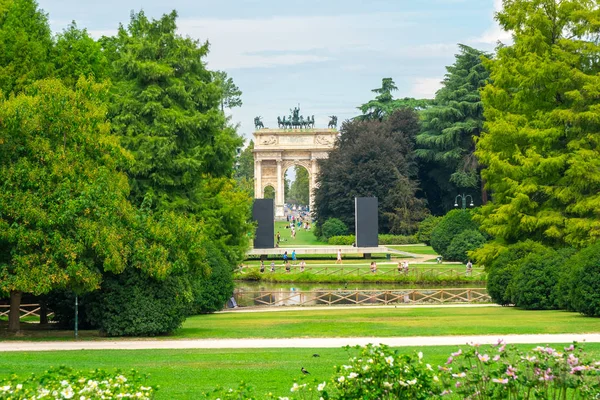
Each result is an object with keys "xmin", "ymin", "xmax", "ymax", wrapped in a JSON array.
[
  {"xmin": 474, "ymin": 0, "xmax": 600, "ymax": 262},
  {"xmin": 106, "ymin": 10, "xmax": 243, "ymax": 211},
  {"xmin": 358, "ymin": 78, "xmax": 432, "ymax": 121},
  {"xmin": 314, "ymin": 108, "xmax": 428, "ymax": 233},
  {"xmin": 0, "ymin": 78, "xmax": 135, "ymax": 331},
  {"xmin": 53, "ymin": 22, "xmax": 109, "ymax": 88},
  {"xmin": 0, "ymin": 0, "xmax": 53, "ymax": 96},
  {"xmin": 287, "ymin": 166, "xmax": 309, "ymax": 206},
  {"xmin": 416, "ymin": 45, "xmax": 491, "ymax": 211},
  {"xmin": 234, "ymin": 139, "xmax": 254, "ymax": 197},
  {"xmin": 214, "ymin": 70, "xmax": 242, "ymax": 112}
]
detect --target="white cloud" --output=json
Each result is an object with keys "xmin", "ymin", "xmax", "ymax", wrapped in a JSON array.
[
  {"xmin": 177, "ymin": 13, "xmax": 417, "ymax": 69},
  {"xmin": 409, "ymin": 77, "xmax": 443, "ymax": 98},
  {"xmin": 469, "ymin": 0, "xmax": 512, "ymax": 45}
]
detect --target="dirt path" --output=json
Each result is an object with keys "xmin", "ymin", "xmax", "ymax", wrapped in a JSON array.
[{"xmin": 2, "ymin": 333, "xmax": 599, "ymax": 352}]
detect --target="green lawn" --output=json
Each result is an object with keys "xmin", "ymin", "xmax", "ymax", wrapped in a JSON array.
[
  {"xmin": 2, "ymin": 343, "xmax": 600, "ymax": 399},
  {"xmin": 275, "ymin": 221, "xmax": 325, "ymax": 246},
  {"xmin": 5, "ymin": 306, "xmax": 596, "ymax": 341},
  {"xmin": 387, "ymin": 244, "xmax": 439, "ymax": 255}
]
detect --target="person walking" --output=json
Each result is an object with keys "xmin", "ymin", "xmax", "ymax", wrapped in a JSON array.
[
  {"xmin": 283, "ymin": 251, "xmax": 288, "ymax": 265},
  {"xmin": 270, "ymin": 261, "xmax": 275, "ymax": 272},
  {"xmin": 466, "ymin": 260, "xmax": 473, "ymax": 276},
  {"xmin": 292, "ymin": 250, "xmax": 297, "ymax": 263},
  {"xmin": 260, "ymin": 260, "xmax": 265, "ymax": 273},
  {"xmin": 276, "ymin": 231, "xmax": 281, "ymax": 246},
  {"xmin": 336, "ymin": 248, "xmax": 342, "ymax": 264}
]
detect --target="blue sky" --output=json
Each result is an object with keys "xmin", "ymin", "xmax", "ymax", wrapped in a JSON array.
[{"xmin": 38, "ymin": 0, "xmax": 509, "ymax": 142}]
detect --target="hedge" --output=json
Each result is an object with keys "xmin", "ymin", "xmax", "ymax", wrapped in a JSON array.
[{"xmin": 328, "ymin": 234, "xmax": 418, "ymax": 245}]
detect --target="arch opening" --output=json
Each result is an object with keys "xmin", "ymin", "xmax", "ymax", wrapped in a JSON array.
[{"xmin": 284, "ymin": 164, "xmax": 310, "ymax": 210}]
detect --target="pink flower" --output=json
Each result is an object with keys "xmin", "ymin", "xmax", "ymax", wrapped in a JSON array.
[
  {"xmin": 570, "ymin": 366, "xmax": 589, "ymax": 374},
  {"xmin": 568, "ymin": 354, "xmax": 579, "ymax": 366},
  {"xmin": 506, "ymin": 366, "xmax": 518, "ymax": 379},
  {"xmin": 469, "ymin": 342, "xmax": 480, "ymax": 348},
  {"xmin": 495, "ymin": 339, "xmax": 506, "ymax": 347},
  {"xmin": 455, "ymin": 381, "xmax": 462, "ymax": 388},
  {"xmin": 441, "ymin": 390, "xmax": 452, "ymax": 396},
  {"xmin": 446, "ymin": 357, "xmax": 453, "ymax": 365},
  {"xmin": 564, "ymin": 344, "xmax": 575, "ymax": 352},
  {"xmin": 478, "ymin": 354, "xmax": 490, "ymax": 363},
  {"xmin": 493, "ymin": 355, "xmax": 501, "ymax": 361},
  {"xmin": 498, "ymin": 344, "xmax": 506, "ymax": 353},
  {"xmin": 492, "ymin": 378, "xmax": 508, "ymax": 384},
  {"xmin": 451, "ymin": 349, "xmax": 462, "ymax": 357}
]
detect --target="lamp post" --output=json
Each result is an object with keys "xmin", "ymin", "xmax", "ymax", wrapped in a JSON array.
[{"xmin": 454, "ymin": 194, "xmax": 474, "ymax": 211}]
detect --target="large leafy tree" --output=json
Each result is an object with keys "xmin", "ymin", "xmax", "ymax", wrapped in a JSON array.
[
  {"xmin": 0, "ymin": 78, "xmax": 136, "ymax": 331},
  {"xmin": 234, "ymin": 139, "xmax": 254, "ymax": 196},
  {"xmin": 53, "ymin": 22, "xmax": 108, "ymax": 88},
  {"xmin": 358, "ymin": 78, "xmax": 432, "ymax": 121},
  {"xmin": 0, "ymin": 0, "xmax": 53, "ymax": 96},
  {"xmin": 416, "ymin": 45, "xmax": 491, "ymax": 210},
  {"xmin": 214, "ymin": 70, "xmax": 242, "ymax": 112},
  {"xmin": 287, "ymin": 166, "xmax": 310, "ymax": 206},
  {"xmin": 474, "ymin": 0, "xmax": 600, "ymax": 261},
  {"xmin": 313, "ymin": 108, "xmax": 428, "ymax": 233},
  {"xmin": 106, "ymin": 10, "xmax": 243, "ymax": 211}
]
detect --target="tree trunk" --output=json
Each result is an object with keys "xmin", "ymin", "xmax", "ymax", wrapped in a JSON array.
[
  {"xmin": 8, "ymin": 290, "xmax": 22, "ymax": 332},
  {"xmin": 481, "ymin": 178, "xmax": 489, "ymax": 205},
  {"xmin": 39, "ymin": 298, "xmax": 48, "ymax": 325}
]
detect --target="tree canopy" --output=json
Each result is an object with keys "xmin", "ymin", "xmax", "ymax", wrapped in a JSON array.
[
  {"xmin": 313, "ymin": 108, "xmax": 428, "ymax": 234},
  {"xmin": 416, "ymin": 44, "xmax": 490, "ymax": 210},
  {"xmin": 474, "ymin": 0, "xmax": 600, "ymax": 258},
  {"xmin": 357, "ymin": 78, "xmax": 432, "ymax": 121}
]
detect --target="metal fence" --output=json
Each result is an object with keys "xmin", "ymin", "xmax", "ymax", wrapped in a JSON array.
[{"xmin": 233, "ymin": 288, "xmax": 490, "ymax": 307}]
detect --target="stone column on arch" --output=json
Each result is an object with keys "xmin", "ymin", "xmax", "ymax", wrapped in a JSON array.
[
  {"xmin": 275, "ymin": 159, "xmax": 284, "ymax": 218},
  {"xmin": 255, "ymin": 160, "xmax": 262, "ymax": 198},
  {"xmin": 310, "ymin": 158, "xmax": 319, "ymax": 213}
]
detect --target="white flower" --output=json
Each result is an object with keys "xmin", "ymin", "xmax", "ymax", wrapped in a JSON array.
[
  {"xmin": 317, "ymin": 382, "xmax": 326, "ymax": 391},
  {"xmin": 116, "ymin": 376, "xmax": 127, "ymax": 384},
  {"xmin": 385, "ymin": 356, "xmax": 394, "ymax": 366},
  {"xmin": 0, "ymin": 386, "xmax": 10, "ymax": 392},
  {"xmin": 399, "ymin": 380, "xmax": 407, "ymax": 387},
  {"xmin": 61, "ymin": 381, "xmax": 69, "ymax": 387},
  {"xmin": 278, "ymin": 397, "xmax": 289, "ymax": 400},
  {"xmin": 37, "ymin": 388, "xmax": 50, "ymax": 397},
  {"xmin": 140, "ymin": 387, "xmax": 151, "ymax": 391},
  {"xmin": 363, "ymin": 365, "xmax": 370, "ymax": 372},
  {"xmin": 426, "ymin": 364, "xmax": 432, "ymax": 371},
  {"xmin": 290, "ymin": 383, "xmax": 300, "ymax": 392},
  {"xmin": 433, "ymin": 376, "xmax": 439, "ymax": 382},
  {"xmin": 342, "ymin": 365, "xmax": 353, "ymax": 370},
  {"xmin": 61, "ymin": 387, "xmax": 74, "ymax": 399},
  {"xmin": 80, "ymin": 396, "xmax": 87, "ymax": 400},
  {"xmin": 338, "ymin": 376, "xmax": 345, "ymax": 383},
  {"xmin": 407, "ymin": 379, "xmax": 417, "ymax": 385},
  {"xmin": 15, "ymin": 384, "xmax": 22, "ymax": 390},
  {"xmin": 383, "ymin": 382, "xmax": 393, "ymax": 389},
  {"xmin": 367, "ymin": 358, "xmax": 374, "ymax": 363},
  {"xmin": 418, "ymin": 352, "xmax": 423, "ymax": 360},
  {"xmin": 348, "ymin": 372, "xmax": 358, "ymax": 379}
]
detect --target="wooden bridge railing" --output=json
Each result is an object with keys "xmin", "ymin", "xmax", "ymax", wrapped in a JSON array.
[
  {"xmin": 233, "ymin": 288, "xmax": 491, "ymax": 308},
  {"xmin": 241, "ymin": 266, "xmax": 486, "ymax": 280},
  {"xmin": 0, "ymin": 304, "xmax": 54, "ymax": 321}
]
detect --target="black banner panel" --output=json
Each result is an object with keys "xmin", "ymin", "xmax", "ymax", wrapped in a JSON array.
[
  {"xmin": 253, "ymin": 199, "xmax": 274, "ymax": 249},
  {"xmin": 355, "ymin": 197, "xmax": 378, "ymax": 247}
]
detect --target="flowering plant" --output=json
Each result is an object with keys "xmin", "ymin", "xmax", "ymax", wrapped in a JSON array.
[
  {"xmin": 438, "ymin": 340, "xmax": 600, "ymax": 399},
  {"xmin": 0, "ymin": 366, "xmax": 156, "ymax": 399}
]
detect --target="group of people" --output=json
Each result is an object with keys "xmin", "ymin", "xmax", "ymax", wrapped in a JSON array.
[
  {"xmin": 258, "ymin": 252, "xmax": 307, "ymax": 273},
  {"xmin": 398, "ymin": 260, "xmax": 410, "ymax": 274}
]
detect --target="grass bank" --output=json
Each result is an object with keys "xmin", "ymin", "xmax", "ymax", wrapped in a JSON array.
[{"xmin": 3, "ymin": 343, "xmax": 600, "ymax": 399}]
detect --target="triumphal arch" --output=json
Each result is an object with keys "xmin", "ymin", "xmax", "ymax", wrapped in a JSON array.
[{"xmin": 253, "ymin": 109, "xmax": 338, "ymax": 219}]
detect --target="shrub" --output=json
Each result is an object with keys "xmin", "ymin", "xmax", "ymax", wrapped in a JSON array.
[
  {"xmin": 0, "ymin": 366, "xmax": 156, "ymax": 399},
  {"xmin": 378, "ymin": 234, "xmax": 419, "ymax": 245},
  {"xmin": 485, "ymin": 240, "xmax": 548, "ymax": 306},
  {"xmin": 416, "ymin": 215, "xmax": 441, "ymax": 245},
  {"xmin": 445, "ymin": 229, "xmax": 486, "ymax": 262},
  {"xmin": 509, "ymin": 247, "xmax": 568, "ymax": 310},
  {"xmin": 328, "ymin": 235, "xmax": 355, "ymax": 245},
  {"xmin": 440, "ymin": 341, "xmax": 600, "ymax": 399},
  {"xmin": 566, "ymin": 241, "xmax": 600, "ymax": 317},
  {"xmin": 84, "ymin": 268, "xmax": 191, "ymax": 336},
  {"xmin": 321, "ymin": 218, "xmax": 348, "ymax": 240},
  {"xmin": 430, "ymin": 209, "xmax": 478, "ymax": 257},
  {"xmin": 189, "ymin": 241, "xmax": 234, "ymax": 315}
]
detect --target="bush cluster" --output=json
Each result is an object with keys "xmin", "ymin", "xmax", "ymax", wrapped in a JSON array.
[
  {"xmin": 327, "ymin": 234, "xmax": 419, "ymax": 245},
  {"xmin": 320, "ymin": 218, "xmax": 348, "ymax": 240},
  {"xmin": 208, "ymin": 342, "xmax": 600, "ymax": 399},
  {"xmin": 0, "ymin": 367, "xmax": 156, "ymax": 399},
  {"xmin": 416, "ymin": 215, "xmax": 441, "ymax": 245},
  {"xmin": 430, "ymin": 210, "xmax": 485, "ymax": 261}
]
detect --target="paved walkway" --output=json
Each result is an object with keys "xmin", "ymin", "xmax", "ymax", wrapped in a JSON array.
[{"xmin": 2, "ymin": 333, "xmax": 600, "ymax": 352}]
